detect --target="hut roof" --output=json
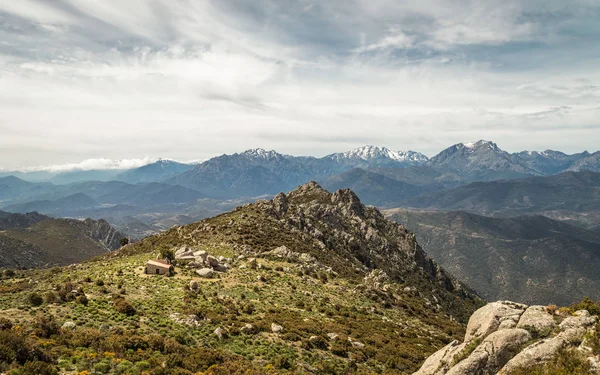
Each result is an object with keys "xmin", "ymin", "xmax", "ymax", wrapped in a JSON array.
[{"xmin": 147, "ymin": 260, "xmax": 173, "ymax": 269}]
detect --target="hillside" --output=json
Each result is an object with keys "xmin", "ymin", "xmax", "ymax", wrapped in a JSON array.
[
  {"xmin": 319, "ymin": 168, "xmax": 422, "ymax": 207},
  {"xmin": 116, "ymin": 160, "xmax": 195, "ymax": 184},
  {"xmin": 385, "ymin": 209, "xmax": 600, "ymax": 305},
  {"xmin": 0, "ymin": 183, "xmax": 481, "ymax": 374},
  {"xmin": 405, "ymin": 170, "xmax": 600, "ymax": 216},
  {"xmin": 0, "ymin": 211, "xmax": 124, "ymax": 268}
]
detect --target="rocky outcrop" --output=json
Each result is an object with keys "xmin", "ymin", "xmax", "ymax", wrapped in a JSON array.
[
  {"xmin": 175, "ymin": 246, "xmax": 232, "ymax": 275},
  {"xmin": 414, "ymin": 301, "xmax": 599, "ymax": 375},
  {"xmin": 464, "ymin": 301, "xmax": 527, "ymax": 342},
  {"xmin": 78, "ymin": 218, "xmax": 124, "ymax": 250}
]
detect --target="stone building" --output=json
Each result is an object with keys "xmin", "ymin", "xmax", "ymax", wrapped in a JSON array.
[{"xmin": 145, "ymin": 259, "xmax": 173, "ymax": 276}]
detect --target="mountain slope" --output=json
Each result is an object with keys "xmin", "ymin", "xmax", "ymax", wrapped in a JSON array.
[
  {"xmin": 129, "ymin": 181, "xmax": 480, "ymax": 319},
  {"xmin": 169, "ymin": 146, "xmax": 429, "ymax": 198},
  {"xmin": 567, "ymin": 151, "xmax": 600, "ymax": 172},
  {"xmin": 385, "ymin": 209, "xmax": 600, "ymax": 305},
  {"xmin": 516, "ymin": 150, "xmax": 589, "ymax": 175},
  {"xmin": 3, "ymin": 193, "xmax": 98, "ymax": 215},
  {"xmin": 320, "ymin": 168, "xmax": 422, "ymax": 207},
  {"xmin": 116, "ymin": 159, "xmax": 194, "ymax": 183},
  {"xmin": 427, "ymin": 140, "xmax": 534, "ymax": 180},
  {"xmin": 324, "ymin": 145, "xmax": 428, "ymax": 167},
  {"xmin": 405, "ymin": 170, "xmax": 600, "ymax": 216},
  {"xmin": 97, "ymin": 183, "xmax": 205, "ymax": 206},
  {"xmin": 0, "ymin": 183, "xmax": 481, "ymax": 374},
  {"xmin": 168, "ymin": 149, "xmax": 325, "ymax": 198},
  {"xmin": 0, "ymin": 213, "xmax": 124, "ymax": 268}
]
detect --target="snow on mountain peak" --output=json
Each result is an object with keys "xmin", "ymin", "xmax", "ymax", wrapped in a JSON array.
[
  {"xmin": 241, "ymin": 148, "xmax": 283, "ymax": 159},
  {"xmin": 332, "ymin": 145, "xmax": 428, "ymax": 163},
  {"xmin": 459, "ymin": 140, "xmax": 499, "ymax": 152}
]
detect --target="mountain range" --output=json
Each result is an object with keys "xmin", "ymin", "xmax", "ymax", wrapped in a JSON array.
[{"xmin": 3, "ymin": 141, "xmax": 598, "ymax": 191}]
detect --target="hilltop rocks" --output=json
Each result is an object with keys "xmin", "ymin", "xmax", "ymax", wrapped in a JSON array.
[
  {"xmin": 414, "ymin": 301, "xmax": 598, "ymax": 375},
  {"xmin": 196, "ymin": 268, "xmax": 214, "ymax": 278},
  {"xmin": 175, "ymin": 247, "xmax": 231, "ymax": 275},
  {"xmin": 516, "ymin": 306, "xmax": 555, "ymax": 337},
  {"xmin": 464, "ymin": 301, "xmax": 527, "ymax": 342}
]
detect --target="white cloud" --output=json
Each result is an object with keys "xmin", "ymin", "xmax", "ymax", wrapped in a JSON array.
[
  {"xmin": 0, "ymin": 0, "xmax": 598, "ymax": 168},
  {"xmin": 2, "ymin": 158, "xmax": 157, "ymax": 173}
]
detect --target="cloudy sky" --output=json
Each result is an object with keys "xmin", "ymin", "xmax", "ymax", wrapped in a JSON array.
[{"xmin": 1, "ymin": 0, "xmax": 599, "ymax": 170}]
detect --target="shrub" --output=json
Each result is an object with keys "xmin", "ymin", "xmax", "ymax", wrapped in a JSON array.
[
  {"xmin": 28, "ymin": 292, "xmax": 44, "ymax": 307},
  {"xmin": 94, "ymin": 361, "xmax": 112, "ymax": 373},
  {"xmin": 571, "ymin": 297, "xmax": 600, "ymax": 316},
  {"xmin": 44, "ymin": 291, "xmax": 57, "ymax": 304},
  {"xmin": 33, "ymin": 314, "xmax": 59, "ymax": 338},
  {"xmin": 120, "ymin": 238, "xmax": 130, "ymax": 247},
  {"xmin": 3, "ymin": 269, "xmax": 15, "ymax": 278},
  {"xmin": 114, "ymin": 298, "xmax": 136, "ymax": 316},
  {"xmin": 22, "ymin": 360, "xmax": 58, "ymax": 375},
  {"xmin": 95, "ymin": 279, "xmax": 105, "ymax": 287},
  {"xmin": 77, "ymin": 295, "xmax": 89, "ymax": 306},
  {"xmin": 0, "ymin": 318, "xmax": 12, "ymax": 330}
]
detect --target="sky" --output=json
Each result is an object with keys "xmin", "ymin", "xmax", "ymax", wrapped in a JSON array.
[{"xmin": 1, "ymin": 0, "xmax": 600, "ymax": 171}]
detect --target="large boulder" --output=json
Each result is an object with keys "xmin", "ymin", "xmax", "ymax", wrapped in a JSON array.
[
  {"xmin": 464, "ymin": 301, "xmax": 527, "ymax": 342},
  {"xmin": 175, "ymin": 247, "xmax": 195, "ymax": 259},
  {"xmin": 196, "ymin": 268, "xmax": 215, "ymax": 278},
  {"xmin": 413, "ymin": 340, "xmax": 466, "ymax": 375},
  {"xmin": 206, "ymin": 255, "xmax": 220, "ymax": 268},
  {"xmin": 415, "ymin": 301, "xmax": 598, "ymax": 375},
  {"xmin": 446, "ymin": 329, "xmax": 531, "ymax": 375},
  {"xmin": 193, "ymin": 250, "xmax": 208, "ymax": 262},
  {"xmin": 517, "ymin": 305, "xmax": 555, "ymax": 338}
]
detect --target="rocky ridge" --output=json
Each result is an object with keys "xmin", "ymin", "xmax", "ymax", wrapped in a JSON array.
[
  {"xmin": 414, "ymin": 301, "xmax": 599, "ymax": 375},
  {"xmin": 128, "ymin": 181, "xmax": 481, "ymax": 321}
]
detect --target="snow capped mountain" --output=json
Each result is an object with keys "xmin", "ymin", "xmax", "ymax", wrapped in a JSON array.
[
  {"xmin": 326, "ymin": 145, "xmax": 428, "ymax": 166},
  {"xmin": 240, "ymin": 148, "xmax": 288, "ymax": 160},
  {"xmin": 428, "ymin": 140, "xmax": 535, "ymax": 178},
  {"xmin": 460, "ymin": 140, "xmax": 500, "ymax": 152}
]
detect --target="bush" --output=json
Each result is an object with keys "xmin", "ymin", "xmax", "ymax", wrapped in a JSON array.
[
  {"xmin": 77, "ymin": 295, "xmax": 89, "ymax": 306},
  {"xmin": 0, "ymin": 318, "xmax": 12, "ymax": 330},
  {"xmin": 28, "ymin": 292, "xmax": 43, "ymax": 307},
  {"xmin": 95, "ymin": 279, "xmax": 105, "ymax": 287},
  {"xmin": 120, "ymin": 237, "xmax": 130, "ymax": 247},
  {"xmin": 571, "ymin": 297, "xmax": 600, "ymax": 316},
  {"xmin": 33, "ymin": 314, "xmax": 59, "ymax": 338},
  {"xmin": 114, "ymin": 298, "xmax": 136, "ymax": 316},
  {"xmin": 44, "ymin": 291, "xmax": 57, "ymax": 304},
  {"xmin": 22, "ymin": 360, "xmax": 58, "ymax": 375},
  {"xmin": 3, "ymin": 269, "xmax": 15, "ymax": 278}
]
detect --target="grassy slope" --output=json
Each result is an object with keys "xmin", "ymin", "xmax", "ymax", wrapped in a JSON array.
[{"xmin": 0, "ymin": 184, "xmax": 481, "ymax": 374}]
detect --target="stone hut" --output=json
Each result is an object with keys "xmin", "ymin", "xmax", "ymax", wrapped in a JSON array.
[{"xmin": 145, "ymin": 259, "xmax": 173, "ymax": 276}]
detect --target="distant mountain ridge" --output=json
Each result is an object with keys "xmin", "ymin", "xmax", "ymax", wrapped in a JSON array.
[
  {"xmin": 405, "ymin": 170, "xmax": 600, "ymax": 216},
  {"xmin": 116, "ymin": 159, "xmax": 194, "ymax": 184},
  {"xmin": 0, "ymin": 210, "xmax": 124, "ymax": 268},
  {"xmin": 385, "ymin": 209, "xmax": 600, "ymax": 305}
]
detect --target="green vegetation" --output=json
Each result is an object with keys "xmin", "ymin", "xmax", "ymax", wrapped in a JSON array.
[{"xmin": 0, "ymin": 184, "xmax": 480, "ymax": 374}]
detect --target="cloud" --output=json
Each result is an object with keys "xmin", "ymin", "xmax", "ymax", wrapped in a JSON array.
[
  {"xmin": 0, "ymin": 0, "xmax": 599, "ymax": 168},
  {"xmin": 2, "ymin": 157, "xmax": 157, "ymax": 173}
]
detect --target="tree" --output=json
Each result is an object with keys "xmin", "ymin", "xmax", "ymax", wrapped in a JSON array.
[
  {"xmin": 159, "ymin": 248, "xmax": 175, "ymax": 263},
  {"xmin": 120, "ymin": 237, "xmax": 130, "ymax": 247}
]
